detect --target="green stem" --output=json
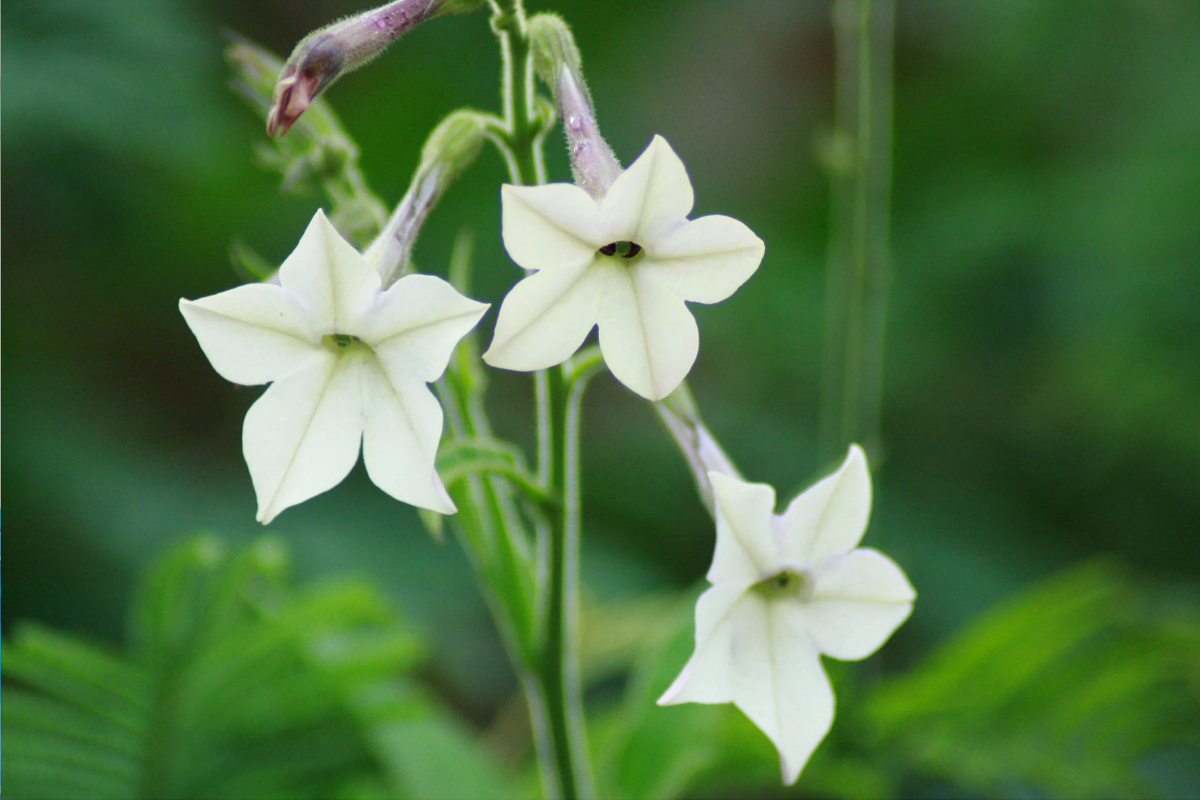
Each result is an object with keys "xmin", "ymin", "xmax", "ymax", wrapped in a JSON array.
[
  {"xmin": 559, "ymin": 357, "xmax": 603, "ymax": 795},
  {"xmin": 490, "ymin": 2, "xmax": 590, "ymax": 797},
  {"xmin": 490, "ymin": 0, "xmax": 552, "ymax": 484},
  {"xmin": 437, "ymin": 376, "xmax": 536, "ymax": 661},
  {"xmin": 542, "ymin": 356, "xmax": 602, "ymax": 800},
  {"xmin": 818, "ymin": 0, "xmax": 895, "ymax": 469}
]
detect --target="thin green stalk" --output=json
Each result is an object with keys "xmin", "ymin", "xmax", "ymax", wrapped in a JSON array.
[
  {"xmin": 438, "ymin": 363, "xmax": 565, "ymax": 799},
  {"xmin": 540, "ymin": 357, "xmax": 601, "ymax": 800},
  {"xmin": 561, "ymin": 355, "xmax": 603, "ymax": 793},
  {"xmin": 818, "ymin": 0, "xmax": 895, "ymax": 470},
  {"xmin": 437, "ymin": 377, "xmax": 534, "ymax": 660},
  {"xmin": 492, "ymin": 0, "xmax": 554, "ymax": 488},
  {"xmin": 489, "ymin": 2, "xmax": 590, "ymax": 797}
]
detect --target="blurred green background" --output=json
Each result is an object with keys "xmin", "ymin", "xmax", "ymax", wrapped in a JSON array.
[{"xmin": 4, "ymin": 1, "xmax": 1199, "ymax": 797}]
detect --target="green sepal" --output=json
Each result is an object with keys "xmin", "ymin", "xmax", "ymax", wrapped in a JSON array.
[{"xmin": 527, "ymin": 13, "xmax": 582, "ymax": 92}]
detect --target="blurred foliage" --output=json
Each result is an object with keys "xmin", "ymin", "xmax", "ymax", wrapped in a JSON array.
[
  {"xmin": 1, "ymin": 536, "xmax": 512, "ymax": 799},
  {"xmin": 6, "ymin": 539, "xmax": 1198, "ymax": 799},
  {"xmin": 3, "ymin": 0, "xmax": 223, "ymax": 171},
  {"xmin": 866, "ymin": 560, "xmax": 1200, "ymax": 798}
]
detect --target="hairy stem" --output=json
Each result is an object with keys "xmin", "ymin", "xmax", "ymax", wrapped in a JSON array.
[{"xmin": 490, "ymin": 2, "xmax": 590, "ymax": 797}]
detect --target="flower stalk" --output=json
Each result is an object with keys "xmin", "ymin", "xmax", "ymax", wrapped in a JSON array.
[
  {"xmin": 653, "ymin": 382, "xmax": 742, "ymax": 516},
  {"xmin": 365, "ymin": 110, "xmax": 490, "ymax": 285},
  {"xmin": 487, "ymin": 2, "xmax": 594, "ymax": 796}
]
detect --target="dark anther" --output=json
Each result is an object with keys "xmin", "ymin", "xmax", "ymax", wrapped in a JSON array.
[{"xmin": 599, "ymin": 241, "xmax": 643, "ymax": 258}]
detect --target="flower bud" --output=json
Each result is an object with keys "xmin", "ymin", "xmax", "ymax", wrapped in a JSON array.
[
  {"xmin": 267, "ymin": 0, "xmax": 485, "ymax": 136},
  {"xmin": 528, "ymin": 13, "xmax": 621, "ymax": 200}
]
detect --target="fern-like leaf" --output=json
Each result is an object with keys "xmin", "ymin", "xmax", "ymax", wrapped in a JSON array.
[
  {"xmin": 865, "ymin": 559, "xmax": 1200, "ymax": 798},
  {"xmin": 2, "ymin": 535, "xmax": 512, "ymax": 800}
]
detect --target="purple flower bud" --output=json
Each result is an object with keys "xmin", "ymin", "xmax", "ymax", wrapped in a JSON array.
[{"xmin": 267, "ymin": 0, "xmax": 483, "ymax": 136}]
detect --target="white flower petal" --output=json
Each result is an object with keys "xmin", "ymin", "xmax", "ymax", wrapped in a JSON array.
[
  {"xmin": 802, "ymin": 548, "xmax": 915, "ymax": 661},
  {"xmin": 600, "ymin": 135, "xmax": 694, "ymax": 244},
  {"xmin": 778, "ymin": 445, "xmax": 872, "ymax": 568},
  {"xmin": 358, "ymin": 274, "xmax": 489, "ymax": 383},
  {"xmin": 483, "ymin": 257, "xmax": 604, "ymax": 371},
  {"xmin": 278, "ymin": 209, "xmax": 380, "ymax": 331},
  {"xmin": 244, "ymin": 351, "xmax": 366, "ymax": 524},
  {"xmin": 643, "ymin": 214, "xmax": 765, "ymax": 304},
  {"xmin": 728, "ymin": 601, "xmax": 835, "ymax": 786},
  {"xmin": 179, "ymin": 285, "xmax": 321, "ymax": 385},
  {"xmin": 501, "ymin": 183, "xmax": 603, "ymax": 272},
  {"xmin": 708, "ymin": 472, "xmax": 777, "ymax": 584},
  {"xmin": 657, "ymin": 583, "xmax": 746, "ymax": 706},
  {"xmin": 597, "ymin": 262, "xmax": 698, "ymax": 400},
  {"xmin": 361, "ymin": 357, "xmax": 455, "ymax": 514}
]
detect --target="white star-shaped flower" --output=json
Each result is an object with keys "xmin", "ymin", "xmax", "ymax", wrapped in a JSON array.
[
  {"xmin": 658, "ymin": 446, "xmax": 915, "ymax": 785},
  {"xmin": 180, "ymin": 210, "xmax": 488, "ymax": 523},
  {"xmin": 483, "ymin": 135, "xmax": 765, "ymax": 401}
]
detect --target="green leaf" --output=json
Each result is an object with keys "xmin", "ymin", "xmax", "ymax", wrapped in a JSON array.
[
  {"xmin": 865, "ymin": 560, "xmax": 1200, "ymax": 798},
  {"xmin": 438, "ymin": 437, "xmax": 554, "ymax": 508},
  {"xmin": 1, "ymin": 688, "xmax": 141, "ymax": 760},
  {"xmin": 3, "ymin": 535, "xmax": 515, "ymax": 800},
  {"xmin": 2, "ymin": 625, "xmax": 152, "ymax": 734},
  {"xmin": 369, "ymin": 717, "xmax": 512, "ymax": 799}
]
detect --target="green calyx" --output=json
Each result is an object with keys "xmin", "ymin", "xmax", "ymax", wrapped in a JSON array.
[{"xmin": 752, "ymin": 568, "xmax": 814, "ymax": 602}]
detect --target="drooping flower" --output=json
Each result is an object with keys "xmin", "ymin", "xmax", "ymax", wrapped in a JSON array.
[
  {"xmin": 483, "ymin": 135, "xmax": 765, "ymax": 401},
  {"xmin": 180, "ymin": 210, "xmax": 488, "ymax": 523},
  {"xmin": 658, "ymin": 446, "xmax": 915, "ymax": 785}
]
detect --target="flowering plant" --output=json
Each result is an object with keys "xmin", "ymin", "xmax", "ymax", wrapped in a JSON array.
[{"xmin": 179, "ymin": 1, "xmax": 913, "ymax": 796}]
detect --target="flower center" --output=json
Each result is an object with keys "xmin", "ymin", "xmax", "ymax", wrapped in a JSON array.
[
  {"xmin": 751, "ymin": 568, "xmax": 815, "ymax": 602},
  {"xmin": 324, "ymin": 333, "xmax": 370, "ymax": 353},
  {"xmin": 598, "ymin": 240, "xmax": 643, "ymax": 259}
]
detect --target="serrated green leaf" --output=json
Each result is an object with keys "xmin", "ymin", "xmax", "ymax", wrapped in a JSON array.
[{"xmin": 4, "ymin": 728, "xmax": 139, "ymax": 786}]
